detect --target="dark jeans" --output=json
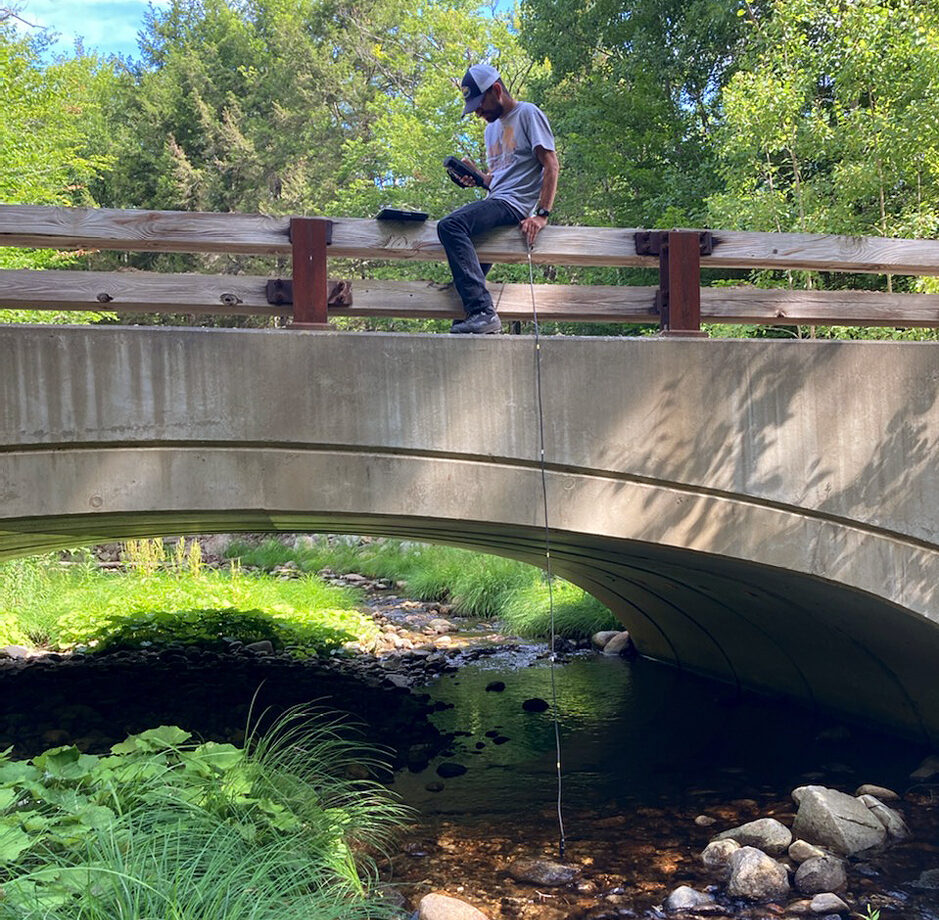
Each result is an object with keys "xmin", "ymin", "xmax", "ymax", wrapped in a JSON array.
[{"xmin": 437, "ymin": 198, "xmax": 520, "ymax": 317}]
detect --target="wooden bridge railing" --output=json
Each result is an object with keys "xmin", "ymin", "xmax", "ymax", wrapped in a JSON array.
[{"xmin": 2, "ymin": 205, "xmax": 939, "ymax": 333}]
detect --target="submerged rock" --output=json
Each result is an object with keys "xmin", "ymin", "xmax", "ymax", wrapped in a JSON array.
[
  {"xmin": 791, "ymin": 786, "xmax": 886, "ymax": 855},
  {"xmin": 428, "ymin": 618, "xmax": 456, "ymax": 635},
  {"xmin": 507, "ymin": 857, "xmax": 581, "ymax": 887},
  {"xmin": 435, "ymin": 762, "xmax": 467, "ymax": 778},
  {"xmin": 912, "ymin": 868, "xmax": 939, "ymax": 890},
  {"xmin": 663, "ymin": 885, "xmax": 715, "ymax": 912},
  {"xmin": 726, "ymin": 846, "xmax": 790, "ymax": 902},
  {"xmin": 521, "ymin": 697, "xmax": 549, "ymax": 713},
  {"xmin": 714, "ymin": 817, "xmax": 792, "ymax": 856}
]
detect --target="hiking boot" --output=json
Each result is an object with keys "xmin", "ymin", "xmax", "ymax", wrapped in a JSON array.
[{"xmin": 450, "ymin": 310, "xmax": 502, "ymax": 334}]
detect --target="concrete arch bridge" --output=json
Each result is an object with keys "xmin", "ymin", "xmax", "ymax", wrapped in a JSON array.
[{"xmin": 2, "ymin": 326, "xmax": 938, "ymax": 744}]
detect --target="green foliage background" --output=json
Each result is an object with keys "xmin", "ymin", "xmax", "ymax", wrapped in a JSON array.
[{"xmin": 3, "ymin": 0, "xmax": 939, "ymax": 334}]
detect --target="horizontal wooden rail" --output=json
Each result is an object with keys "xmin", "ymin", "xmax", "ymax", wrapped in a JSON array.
[
  {"xmin": 3, "ymin": 205, "xmax": 939, "ymax": 275},
  {"xmin": 4, "ymin": 268, "xmax": 939, "ymax": 326}
]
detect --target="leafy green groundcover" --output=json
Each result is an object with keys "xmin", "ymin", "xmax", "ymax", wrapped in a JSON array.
[{"xmin": 0, "ymin": 713, "xmax": 408, "ymax": 919}]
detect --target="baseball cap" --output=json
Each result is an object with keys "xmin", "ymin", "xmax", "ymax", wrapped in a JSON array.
[{"xmin": 460, "ymin": 64, "xmax": 501, "ymax": 116}]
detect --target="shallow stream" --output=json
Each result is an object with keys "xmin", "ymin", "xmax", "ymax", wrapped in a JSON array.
[{"xmin": 385, "ymin": 645, "xmax": 939, "ymax": 920}]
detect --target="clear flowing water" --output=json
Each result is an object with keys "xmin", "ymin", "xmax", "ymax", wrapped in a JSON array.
[{"xmin": 386, "ymin": 649, "xmax": 939, "ymax": 919}]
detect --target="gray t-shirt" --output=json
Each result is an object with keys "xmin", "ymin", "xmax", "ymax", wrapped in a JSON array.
[{"xmin": 485, "ymin": 101, "xmax": 555, "ymax": 219}]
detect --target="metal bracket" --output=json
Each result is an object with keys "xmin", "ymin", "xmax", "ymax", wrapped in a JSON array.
[
  {"xmin": 634, "ymin": 230, "xmax": 713, "ymax": 336},
  {"xmin": 265, "ymin": 278, "xmax": 352, "ymax": 308},
  {"xmin": 634, "ymin": 230, "xmax": 713, "ymax": 258}
]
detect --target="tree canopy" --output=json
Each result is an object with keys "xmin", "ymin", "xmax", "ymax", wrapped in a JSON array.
[{"xmin": 3, "ymin": 0, "xmax": 939, "ymax": 330}]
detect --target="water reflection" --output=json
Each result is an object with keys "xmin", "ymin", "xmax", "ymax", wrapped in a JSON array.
[{"xmin": 397, "ymin": 652, "xmax": 927, "ymax": 816}]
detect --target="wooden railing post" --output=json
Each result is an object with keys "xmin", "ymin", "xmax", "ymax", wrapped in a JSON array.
[
  {"xmin": 666, "ymin": 230, "xmax": 705, "ymax": 337},
  {"xmin": 635, "ymin": 230, "xmax": 713, "ymax": 337},
  {"xmin": 289, "ymin": 217, "xmax": 332, "ymax": 329}
]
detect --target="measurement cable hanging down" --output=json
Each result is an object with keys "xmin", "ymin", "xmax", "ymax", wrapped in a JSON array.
[{"xmin": 527, "ymin": 245, "xmax": 566, "ymax": 860}]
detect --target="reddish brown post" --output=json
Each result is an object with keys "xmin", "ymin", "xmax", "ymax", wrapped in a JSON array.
[
  {"xmin": 634, "ymin": 229, "xmax": 713, "ymax": 336},
  {"xmin": 289, "ymin": 217, "xmax": 332, "ymax": 329},
  {"xmin": 664, "ymin": 230, "xmax": 706, "ymax": 337}
]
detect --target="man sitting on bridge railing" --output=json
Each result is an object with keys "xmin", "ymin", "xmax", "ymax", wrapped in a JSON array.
[{"xmin": 438, "ymin": 63, "xmax": 559, "ymax": 335}]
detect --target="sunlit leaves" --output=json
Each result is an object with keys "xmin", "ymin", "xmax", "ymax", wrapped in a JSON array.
[{"xmin": 709, "ymin": 0, "xmax": 939, "ymax": 241}]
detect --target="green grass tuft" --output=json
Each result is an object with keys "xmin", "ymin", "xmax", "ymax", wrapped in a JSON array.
[
  {"xmin": 0, "ymin": 708, "xmax": 409, "ymax": 920},
  {"xmin": 499, "ymin": 579, "xmax": 618, "ymax": 638}
]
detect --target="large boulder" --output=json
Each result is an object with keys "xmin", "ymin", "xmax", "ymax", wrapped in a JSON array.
[
  {"xmin": 794, "ymin": 855, "xmax": 847, "ymax": 895},
  {"xmin": 601, "ymin": 631, "xmax": 635, "ymax": 656},
  {"xmin": 726, "ymin": 847, "xmax": 791, "ymax": 902},
  {"xmin": 419, "ymin": 894, "xmax": 489, "ymax": 920},
  {"xmin": 858, "ymin": 794, "xmax": 910, "ymax": 842},
  {"xmin": 591, "ymin": 630, "xmax": 621, "ymax": 650},
  {"xmin": 791, "ymin": 786, "xmax": 886, "ymax": 856},
  {"xmin": 714, "ymin": 818, "xmax": 792, "ymax": 856}
]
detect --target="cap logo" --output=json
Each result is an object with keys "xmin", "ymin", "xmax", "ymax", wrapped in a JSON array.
[{"xmin": 461, "ymin": 84, "xmax": 471, "ymax": 100}]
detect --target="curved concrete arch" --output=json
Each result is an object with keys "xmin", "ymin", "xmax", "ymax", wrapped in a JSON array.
[{"xmin": 2, "ymin": 327, "xmax": 938, "ymax": 742}]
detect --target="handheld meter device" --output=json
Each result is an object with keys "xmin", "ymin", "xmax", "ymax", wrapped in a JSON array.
[{"xmin": 444, "ymin": 156, "xmax": 487, "ymax": 188}]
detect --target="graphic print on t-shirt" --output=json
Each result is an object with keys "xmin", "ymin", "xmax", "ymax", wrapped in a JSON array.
[{"xmin": 487, "ymin": 124, "xmax": 516, "ymax": 173}]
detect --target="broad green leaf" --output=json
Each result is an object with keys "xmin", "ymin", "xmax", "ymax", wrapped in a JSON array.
[
  {"xmin": 0, "ymin": 876, "xmax": 72, "ymax": 910},
  {"xmin": 0, "ymin": 760, "xmax": 38, "ymax": 787},
  {"xmin": 76, "ymin": 803, "xmax": 115, "ymax": 829},
  {"xmin": 0, "ymin": 824, "xmax": 32, "ymax": 863},
  {"xmin": 189, "ymin": 742, "xmax": 244, "ymax": 772},
  {"xmin": 110, "ymin": 725, "xmax": 191, "ymax": 754},
  {"xmin": 33, "ymin": 746, "xmax": 100, "ymax": 782}
]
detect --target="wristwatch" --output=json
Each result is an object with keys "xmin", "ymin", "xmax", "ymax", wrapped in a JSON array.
[{"xmin": 535, "ymin": 207, "xmax": 551, "ymax": 218}]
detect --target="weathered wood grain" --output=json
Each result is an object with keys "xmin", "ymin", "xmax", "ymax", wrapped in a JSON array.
[
  {"xmin": 0, "ymin": 269, "xmax": 656, "ymax": 320},
  {"xmin": 700, "ymin": 287, "xmax": 939, "ymax": 327},
  {"xmin": 3, "ymin": 268, "xmax": 939, "ymax": 326},
  {"xmin": 0, "ymin": 269, "xmax": 285, "ymax": 316},
  {"xmin": 2, "ymin": 205, "xmax": 939, "ymax": 275}
]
